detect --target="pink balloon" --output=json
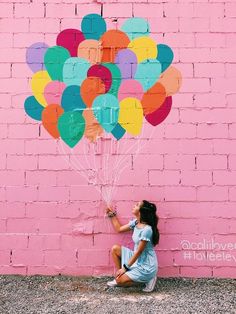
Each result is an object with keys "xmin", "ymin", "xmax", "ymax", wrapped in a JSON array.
[
  {"xmin": 118, "ymin": 79, "xmax": 144, "ymax": 102},
  {"xmin": 44, "ymin": 81, "xmax": 66, "ymax": 106}
]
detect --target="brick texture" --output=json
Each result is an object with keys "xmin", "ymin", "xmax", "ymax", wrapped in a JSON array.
[{"xmin": 0, "ymin": 0, "xmax": 236, "ymax": 279}]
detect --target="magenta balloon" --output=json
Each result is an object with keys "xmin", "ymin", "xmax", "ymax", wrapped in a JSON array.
[
  {"xmin": 26, "ymin": 42, "xmax": 49, "ymax": 73},
  {"xmin": 115, "ymin": 48, "xmax": 137, "ymax": 80},
  {"xmin": 56, "ymin": 29, "xmax": 85, "ymax": 57},
  {"xmin": 145, "ymin": 96, "xmax": 172, "ymax": 126},
  {"xmin": 118, "ymin": 79, "xmax": 144, "ymax": 102},
  {"xmin": 87, "ymin": 64, "xmax": 112, "ymax": 92}
]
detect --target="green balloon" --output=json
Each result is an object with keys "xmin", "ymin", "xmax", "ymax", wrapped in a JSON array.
[
  {"xmin": 58, "ymin": 111, "xmax": 85, "ymax": 148},
  {"xmin": 44, "ymin": 46, "xmax": 70, "ymax": 81},
  {"xmin": 101, "ymin": 62, "xmax": 121, "ymax": 97}
]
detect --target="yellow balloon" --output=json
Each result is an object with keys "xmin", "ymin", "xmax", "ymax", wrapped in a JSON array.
[
  {"xmin": 128, "ymin": 37, "xmax": 157, "ymax": 63},
  {"xmin": 31, "ymin": 70, "xmax": 51, "ymax": 107},
  {"xmin": 118, "ymin": 97, "xmax": 143, "ymax": 136}
]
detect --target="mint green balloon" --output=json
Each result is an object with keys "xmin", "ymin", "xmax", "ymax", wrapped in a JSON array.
[
  {"xmin": 92, "ymin": 94, "xmax": 119, "ymax": 133},
  {"xmin": 44, "ymin": 46, "xmax": 70, "ymax": 81},
  {"xmin": 101, "ymin": 62, "xmax": 121, "ymax": 97},
  {"xmin": 63, "ymin": 57, "xmax": 90, "ymax": 86},
  {"xmin": 58, "ymin": 111, "xmax": 85, "ymax": 148},
  {"xmin": 121, "ymin": 17, "xmax": 150, "ymax": 40}
]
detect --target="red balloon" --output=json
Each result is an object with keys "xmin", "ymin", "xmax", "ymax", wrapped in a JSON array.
[
  {"xmin": 87, "ymin": 64, "xmax": 112, "ymax": 93},
  {"xmin": 145, "ymin": 96, "xmax": 172, "ymax": 126},
  {"xmin": 56, "ymin": 29, "xmax": 85, "ymax": 57}
]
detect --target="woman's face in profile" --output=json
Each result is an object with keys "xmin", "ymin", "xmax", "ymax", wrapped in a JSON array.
[{"xmin": 132, "ymin": 201, "xmax": 142, "ymax": 215}]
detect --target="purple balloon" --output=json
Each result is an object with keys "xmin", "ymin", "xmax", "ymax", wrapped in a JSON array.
[
  {"xmin": 26, "ymin": 42, "xmax": 49, "ymax": 73},
  {"xmin": 115, "ymin": 48, "xmax": 137, "ymax": 80}
]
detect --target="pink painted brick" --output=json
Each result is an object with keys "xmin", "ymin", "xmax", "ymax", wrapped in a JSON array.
[
  {"xmin": 197, "ymin": 124, "xmax": 228, "ymax": 139},
  {"xmin": 165, "ymin": 123, "xmax": 196, "ymax": 138},
  {"xmin": 38, "ymin": 156, "xmax": 70, "ymax": 170},
  {"xmin": 38, "ymin": 186, "xmax": 70, "ymax": 202},
  {"xmin": 0, "ymin": 266, "xmax": 27, "ymax": 275},
  {"xmin": 46, "ymin": 3, "xmax": 76, "ymax": 18},
  {"xmin": 0, "ymin": 3, "xmax": 13, "ymax": 17},
  {"xmin": 25, "ymin": 140, "xmax": 57, "ymax": 155},
  {"xmin": 0, "ymin": 234, "xmax": 28, "ymax": 249},
  {"xmin": 37, "ymin": 218, "xmax": 72, "ymax": 233},
  {"xmin": 76, "ymin": 3, "xmax": 101, "ymax": 17},
  {"xmin": 210, "ymin": 18, "xmax": 236, "ymax": 33},
  {"xmin": 180, "ymin": 78, "xmax": 210, "ymax": 92},
  {"xmin": 13, "ymin": 33, "xmax": 44, "ymax": 48},
  {"xmin": 163, "ymin": 33, "xmax": 195, "ymax": 48},
  {"xmin": 181, "ymin": 170, "xmax": 212, "ymax": 186},
  {"xmin": 157, "ymin": 266, "xmax": 180, "ymax": 278},
  {"xmin": 12, "ymin": 249, "xmax": 44, "ymax": 266},
  {"xmin": 0, "ymin": 250, "xmax": 10, "ymax": 265},
  {"xmin": 180, "ymin": 139, "xmax": 213, "ymax": 154},
  {"xmin": 181, "ymin": 267, "xmax": 212, "ymax": 278},
  {"xmin": 103, "ymin": 3, "xmax": 132, "ymax": 17},
  {"xmin": 164, "ymin": 3, "xmax": 194, "ymax": 17},
  {"xmin": 228, "ymin": 155, "xmax": 236, "ymax": 170},
  {"xmin": 179, "ymin": 18, "xmax": 209, "ymax": 32},
  {"xmin": 194, "ymin": 3, "xmax": 224, "ymax": 18},
  {"xmin": 77, "ymin": 249, "xmax": 109, "ymax": 266},
  {"xmin": 25, "ymin": 171, "xmax": 57, "ymax": 186},
  {"xmin": 0, "ymin": 18, "xmax": 29, "ymax": 32},
  {"xmin": 164, "ymin": 154, "xmax": 195, "ymax": 170},
  {"xmin": 197, "ymin": 186, "xmax": 228, "ymax": 201},
  {"xmin": 194, "ymin": 63, "xmax": 225, "ymax": 77},
  {"xmin": 6, "ymin": 218, "xmax": 38, "ymax": 233},
  {"xmin": 0, "ymin": 202, "xmax": 25, "ymax": 218},
  {"xmin": 229, "ymin": 187, "xmax": 236, "ymax": 201},
  {"xmin": 149, "ymin": 170, "xmax": 180, "ymax": 186},
  {"xmin": 149, "ymin": 18, "xmax": 179, "ymax": 33},
  {"xmin": 225, "ymin": 3, "xmax": 236, "ymax": 17},
  {"xmin": 229, "ymin": 124, "xmax": 236, "ymax": 138},
  {"xmin": 0, "ymin": 170, "xmax": 24, "ymax": 186},
  {"xmin": 133, "ymin": 3, "xmax": 163, "ymax": 18},
  {"xmin": 15, "ymin": 3, "xmax": 45, "ymax": 18},
  {"xmin": 213, "ymin": 140, "xmax": 236, "ymax": 154},
  {"xmin": 0, "ymin": 154, "xmax": 6, "ymax": 169},
  {"xmin": 61, "ymin": 235, "xmax": 92, "ymax": 250},
  {"xmin": 6, "ymin": 186, "xmax": 38, "ymax": 202},
  {"xmin": 197, "ymin": 155, "xmax": 227, "ymax": 170},
  {"xmin": 213, "ymin": 267, "xmax": 236, "ymax": 279},
  {"xmin": 213, "ymin": 171, "xmax": 236, "ymax": 185},
  {"xmin": 164, "ymin": 186, "xmax": 196, "ymax": 201},
  {"xmin": 164, "ymin": 218, "xmax": 199, "ymax": 234},
  {"xmin": 25, "ymin": 202, "xmax": 58, "ymax": 218},
  {"xmin": 194, "ymin": 93, "xmax": 226, "ymax": 108},
  {"xmin": 0, "ymin": 34, "xmax": 12, "ymax": 47},
  {"xmin": 30, "ymin": 18, "xmax": 60, "ymax": 33}
]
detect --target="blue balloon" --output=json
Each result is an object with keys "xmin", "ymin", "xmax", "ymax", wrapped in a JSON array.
[
  {"xmin": 61, "ymin": 85, "xmax": 86, "ymax": 112},
  {"xmin": 24, "ymin": 96, "xmax": 44, "ymax": 121},
  {"xmin": 121, "ymin": 17, "xmax": 149, "ymax": 40},
  {"xmin": 81, "ymin": 14, "xmax": 107, "ymax": 40},
  {"xmin": 111, "ymin": 123, "xmax": 126, "ymax": 140},
  {"xmin": 157, "ymin": 44, "xmax": 174, "ymax": 72},
  {"xmin": 92, "ymin": 94, "xmax": 119, "ymax": 133},
  {"xmin": 134, "ymin": 59, "xmax": 162, "ymax": 91},
  {"xmin": 63, "ymin": 57, "xmax": 90, "ymax": 86}
]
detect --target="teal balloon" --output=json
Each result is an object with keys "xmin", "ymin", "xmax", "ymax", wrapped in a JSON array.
[
  {"xmin": 111, "ymin": 123, "xmax": 126, "ymax": 140},
  {"xmin": 24, "ymin": 96, "xmax": 44, "ymax": 121},
  {"xmin": 134, "ymin": 59, "xmax": 162, "ymax": 91},
  {"xmin": 44, "ymin": 46, "xmax": 70, "ymax": 81},
  {"xmin": 81, "ymin": 14, "xmax": 107, "ymax": 40},
  {"xmin": 63, "ymin": 57, "xmax": 90, "ymax": 86},
  {"xmin": 58, "ymin": 111, "xmax": 85, "ymax": 148},
  {"xmin": 121, "ymin": 17, "xmax": 149, "ymax": 40},
  {"xmin": 92, "ymin": 94, "xmax": 119, "ymax": 133},
  {"xmin": 157, "ymin": 44, "xmax": 174, "ymax": 72},
  {"xmin": 61, "ymin": 85, "xmax": 86, "ymax": 112},
  {"xmin": 101, "ymin": 62, "xmax": 122, "ymax": 97}
]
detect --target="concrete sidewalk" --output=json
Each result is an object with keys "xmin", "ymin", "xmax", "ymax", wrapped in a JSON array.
[{"xmin": 0, "ymin": 275, "xmax": 235, "ymax": 313}]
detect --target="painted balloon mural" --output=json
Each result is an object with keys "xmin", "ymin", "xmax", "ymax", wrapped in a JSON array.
[{"xmin": 24, "ymin": 14, "xmax": 182, "ymax": 205}]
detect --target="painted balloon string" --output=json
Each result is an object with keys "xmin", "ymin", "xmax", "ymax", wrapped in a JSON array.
[{"xmin": 24, "ymin": 14, "xmax": 182, "ymax": 205}]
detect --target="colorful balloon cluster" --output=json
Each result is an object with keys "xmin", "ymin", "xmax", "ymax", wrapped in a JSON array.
[{"xmin": 24, "ymin": 15, "xmax": 182, "ymax": 148}]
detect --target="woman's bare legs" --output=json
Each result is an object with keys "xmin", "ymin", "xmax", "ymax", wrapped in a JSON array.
[
  {"xmin": 111, "ymin": 244, "xmax": 137, "ymax": 287},
  {"xmin": 111, "ymin": 244, "xmax": 122, "ymax": 269}
]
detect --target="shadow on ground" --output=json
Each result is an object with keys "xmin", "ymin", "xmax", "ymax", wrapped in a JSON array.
[{"xmin": 0, "ymin": 275, "xmax": 235, "ymax": 314}]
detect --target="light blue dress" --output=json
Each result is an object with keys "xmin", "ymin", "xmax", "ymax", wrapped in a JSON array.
[{"xmin": 121, "ymin": 218, "xmax": 158, "ymax": 283}]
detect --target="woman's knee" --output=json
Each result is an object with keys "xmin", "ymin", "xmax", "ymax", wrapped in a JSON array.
[{"xmin": 111, "ymin": 244, "xmax": 121, "ymax": 256}]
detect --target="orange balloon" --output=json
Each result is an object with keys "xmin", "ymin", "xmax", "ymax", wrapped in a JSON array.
[
  {"xmin": 42, "ymin": 104, "xmax": 64, "ymax": 138},
  {"xmin": 158, "ymin": 66, "xmax": 182, "ymax": 96},
  {"xmin": 83, "ymin": 109, "xmax": 103, "ymax": 142},
  {"xmin": 80, "ymin": 76, "xmax": 106, "ymax": 108},
  {"xmin": 100, "ymin": 30, "xmax": 130, "ymax": 63},
  {"xmin": 77, "ymin": 39, "xmax": 103, "ymax": 64},
  {"xmin": 141, "ymin": 82, "xmax": 166, "ymax": 115}
]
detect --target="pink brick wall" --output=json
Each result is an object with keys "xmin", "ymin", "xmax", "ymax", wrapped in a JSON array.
[{"xmin": 0, "ymin": 0, "xmax": 236, "ymax": 279}]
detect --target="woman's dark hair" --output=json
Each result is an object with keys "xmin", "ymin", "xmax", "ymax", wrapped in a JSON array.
[{"xmin": 139, "ymin": 200, "xmax": 160, "ymax": 246}]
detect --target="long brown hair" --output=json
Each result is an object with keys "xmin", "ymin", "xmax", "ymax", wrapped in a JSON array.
[{"xmin": 139, "ymin": 200, "xmax": 160, "ymax": 246}]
